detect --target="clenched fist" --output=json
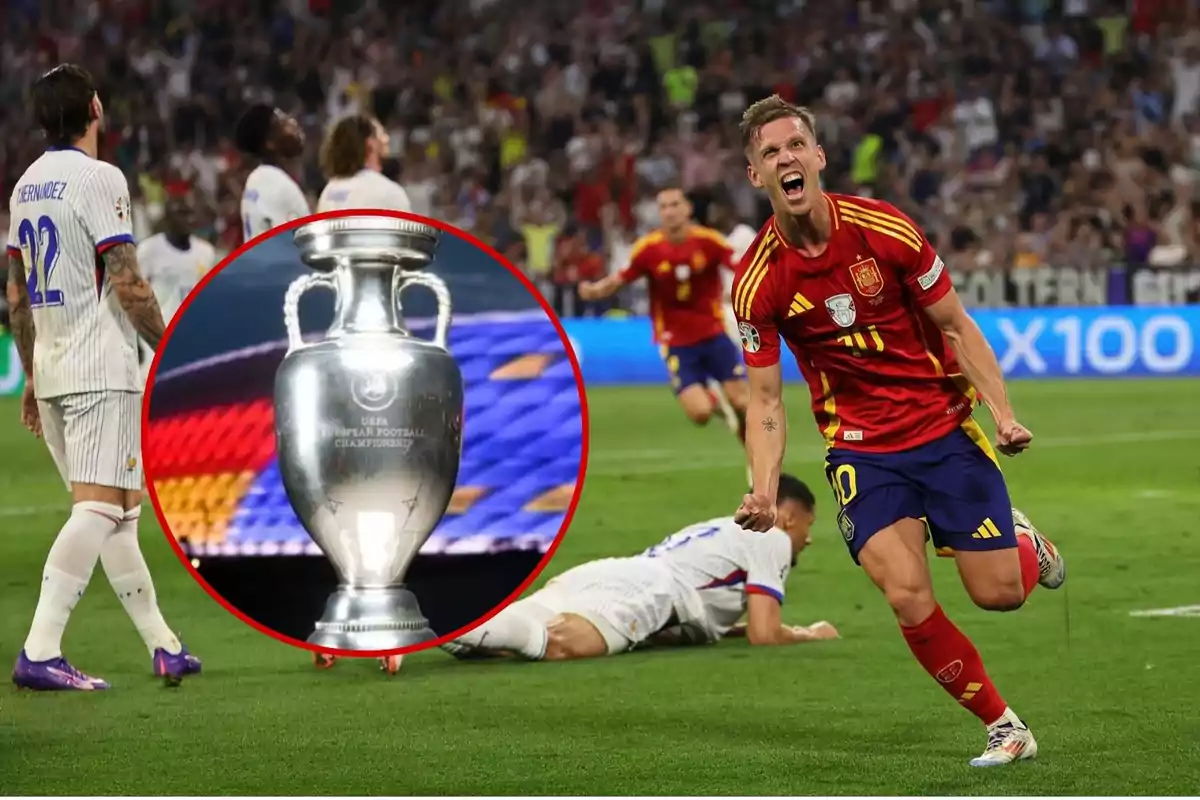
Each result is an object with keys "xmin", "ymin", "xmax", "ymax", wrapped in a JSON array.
[
  {"xmin": 996, "ymin": 419, "xmax": 1032, "ymax": 456},
  {"xmin": 734, "ymin": 493, "xmax": 776, "ymax": 532}
]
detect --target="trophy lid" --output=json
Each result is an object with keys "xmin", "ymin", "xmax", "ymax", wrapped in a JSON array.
[{"xmin": 293, "ymin": 216, "xmax": 442, "ymax": 272}]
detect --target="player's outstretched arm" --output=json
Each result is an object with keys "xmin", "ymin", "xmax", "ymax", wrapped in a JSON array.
[
  {"xmin": 922, "ymin": 289, "xmax": 1031, "ymax": 455},
  {"xmin": 577, "ymin": 273, "xmax": 627, "ymax": 302},
  {"xmin": 741, "ymin": 363, "xmax": 786, "ymax": 512},
  {"xmin": 103, "ymin": 243, "xmax": 166, "ymax": 349},
  {"xmin": 742, "ymin": 595, "xmax": 836, "ymax": 645},
  {"xmin": 6, "ymin": 254, "xmax": 35, "ymax": 375}
]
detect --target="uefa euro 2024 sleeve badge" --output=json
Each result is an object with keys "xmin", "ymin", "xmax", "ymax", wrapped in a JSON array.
[{"xmin": 738, "ymin": 321, "xmax": 761, "ymax": 353}]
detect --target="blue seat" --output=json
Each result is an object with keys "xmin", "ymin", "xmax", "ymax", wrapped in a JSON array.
[
  {"xmin": 464, "ymin": 382, "xmax": 504, "ymax": 408},
  {"xmin": 541, "ymin": 359, "xmax": 577, "ymax": 381},
  {"xmin": 478, "ymin": 511, "xmax": 562, "ymax": 540},
  {"xmin": 470, "ymin": 459, "xmax": 542, "ymax": 488},
  {"xmin": 498, "ymin": 381, "xmax": 559, "ymax": 409},
  {"xmin": 536, "ymin": 336, "xmax": 568, "ymax": 354},
  {"xmin": 486, "ymin": 407, "xmax": 577, "ymax": 448},
  {"xmin": 531, "ymin": 513, "xmax": 569, "ymax": 541},
  {"xmin": 459, "ymin": 357, "xmax": 501, "ymax": 384},
  {"xmin": 541, "ymin": 457, "xmax": 581, "ymax": 484},
  {"xmin": 486, "ymin": 334, "xmax": 548, "ymax": 358}
]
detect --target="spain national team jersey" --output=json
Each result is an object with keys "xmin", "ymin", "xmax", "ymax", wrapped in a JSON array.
[
  {"xmin": 620, "ymin": 225, "xmax": 735, "ymax": 348},
  {"xmin": 731, "ymin": 193, "xmax": 972, "ymax": 453}
]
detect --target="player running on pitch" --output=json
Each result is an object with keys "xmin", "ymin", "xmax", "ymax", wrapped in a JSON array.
[
  {"xmin": 237, "ymin": 103, "xmax": 310, "ymax": 241},
  {"xmin": 579, "ymin": 188, "xmax": 750, "ymax": 446},
  {"xmin": 316, "ymin": 113, "xmax": 412, "ymax": 213},
  {"xmin": 729, "ymin": 96, "xmax": 1066, "ymax": 767},
  {"xmin": 444, "ymin": 474, "xmax": 838, "ymax": 663},
  {"xmin": 7, "ymin": 65, "xmax": 202, "ymax": 690}
]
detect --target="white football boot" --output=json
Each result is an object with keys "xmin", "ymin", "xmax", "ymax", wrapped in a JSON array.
[
  {"xmin": 1013, "ymin": 507, "xmax": 1066, "ymax": 590},
  {"xmin": 969, "ymin": 707, "xmax": 1038, "ymax": 767}
]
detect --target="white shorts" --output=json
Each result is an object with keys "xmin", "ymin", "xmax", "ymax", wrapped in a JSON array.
[
  {"xmin": 38, "ymin": 390, "xmax": 143, "ymax": 491},
  {"xmin": 519, "ymin": 557, "xmax": 680, "ymax": 655}
]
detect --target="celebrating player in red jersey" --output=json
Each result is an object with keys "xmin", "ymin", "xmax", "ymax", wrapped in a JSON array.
[
  {"xmin": 580, "ymin": 187, "xmax": 749, "ymax": 442},
  {"xmin": 729, "ymin": 96, "xmax": 1067, "ymax": 767}
]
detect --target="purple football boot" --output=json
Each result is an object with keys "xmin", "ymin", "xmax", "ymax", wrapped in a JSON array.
[
  {"xmin": 12, "ymin": 651, "xmax": 110, "ymax": 691},
  {"xmin": 152, "ymin": 643, "xmax": 201, "ymax": 686}
]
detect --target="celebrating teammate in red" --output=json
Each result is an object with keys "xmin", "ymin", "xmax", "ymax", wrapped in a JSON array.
[
  {"xmin": 580, "ymin": 187, "xmax": 749, "ymax": 442},
  {"xmin": 729, "ymin": 95, "xmax": 1066, "ymax": 767}
]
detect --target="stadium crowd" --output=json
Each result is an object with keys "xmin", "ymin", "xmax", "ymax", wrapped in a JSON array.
[{"xmin": 1, "ymin": 0, "xmax": 1198, "ymax": 318}]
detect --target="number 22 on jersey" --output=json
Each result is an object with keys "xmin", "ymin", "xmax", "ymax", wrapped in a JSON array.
[{"xmin": 17, "ymin": 215, "xmax": 64, "ymax": 308}]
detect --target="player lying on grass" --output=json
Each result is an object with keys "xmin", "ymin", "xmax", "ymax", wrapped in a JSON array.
[
  {"xmin": 442, "ymin": 474, "xmax": 838, "ymax": 662},
  {"xmin": 729, "ymin": 95, "xmax": 1065, "ymax": 767}
]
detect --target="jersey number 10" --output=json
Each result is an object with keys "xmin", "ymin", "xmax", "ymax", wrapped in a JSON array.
[{"xmin": 17, "ymin": 216, "xmax": 64, "ymax": 309}]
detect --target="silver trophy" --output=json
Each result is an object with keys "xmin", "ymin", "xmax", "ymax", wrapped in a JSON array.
[{"xmin": 274, "ymin": 216, "xmax": 463, "ymax": 650}]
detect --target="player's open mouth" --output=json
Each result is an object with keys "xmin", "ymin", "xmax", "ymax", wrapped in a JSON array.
[{"xmin": 780, "ymin": 172, "xmax": 805, "ymax": 199}]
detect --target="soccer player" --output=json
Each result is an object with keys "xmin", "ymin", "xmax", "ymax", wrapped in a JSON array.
[
  {"xmin": 6, "ymin": 65, "xmax": 202, "ymax": 691},
  {"xmin": 578, "ymin": 187, "xmax": 750, "ymax": 443},
  {"xmin": 729, "ymin": 95, "xmax": 1065, "ymax": 767},
  {"xmin": 443, "ymin": 474, "xmax": 838, "ymax": 663},
  {"xmin": 236, "ymin": 103, "xmax": 310, "ymax": 241},
  {"xmin": 136, "ymin": 194, "xmax": 217, "ymax": 381},
  {"xmin": 316, "ymin": 114, "xmax": 412, "ymax": 213}
]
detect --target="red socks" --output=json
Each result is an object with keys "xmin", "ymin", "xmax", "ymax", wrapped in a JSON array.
[
  {"xmin": 900, "ymin": 605, "xmax": 1008, "ymax": 725},
  {"xmin": 1017, "ymin": 535, "xmax": 1040, "ymax": 598}
]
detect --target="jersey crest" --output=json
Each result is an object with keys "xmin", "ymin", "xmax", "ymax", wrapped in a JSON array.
[
  {"xmin": 825, "ymin": 293, "xmax": 857, "ymax": 328},
  {"xmin": 849, "ymin": 257, "xmax": 884, "ymax": 298}
]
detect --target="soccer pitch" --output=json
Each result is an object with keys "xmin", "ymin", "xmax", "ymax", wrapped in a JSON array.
[{"xmin": 1, "ymin": 380, "xmax": 1198, "ymax": 796}]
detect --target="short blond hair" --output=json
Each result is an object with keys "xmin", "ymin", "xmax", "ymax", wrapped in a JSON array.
[{"xmin": 739, "ymin": 95, "xmax": 818, "ymax": 154}]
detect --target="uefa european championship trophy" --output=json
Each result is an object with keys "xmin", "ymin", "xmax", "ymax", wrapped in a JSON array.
[{"xmin": 274, "ymin": 216, "xmax": 463, "ymax": 650}]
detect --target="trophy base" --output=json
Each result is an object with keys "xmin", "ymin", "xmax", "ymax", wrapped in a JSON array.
[{"xmin": 307, "ymin": 586, "xmax": 437, "ymax": 651}]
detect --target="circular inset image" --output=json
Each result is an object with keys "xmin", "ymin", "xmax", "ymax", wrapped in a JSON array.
[{"xmin": 143, "ymin": 210, "xmax": 588, "ymax": 661}]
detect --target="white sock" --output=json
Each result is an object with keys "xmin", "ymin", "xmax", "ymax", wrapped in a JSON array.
[
  {"xmin": 100, "ymin": 506, "xmax": 181, "ymax": 655},
  {"xmin": 23, "ymin": 501, "xmax": 123, "ymax": 662},
  {"xmin": 466, "ymin": 606, "xmax": 548, "ymax": 660}
]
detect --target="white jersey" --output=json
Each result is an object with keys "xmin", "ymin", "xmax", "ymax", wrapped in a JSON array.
[
  {"xmin": 643, "ymin": 516, "xmax": 793, "ymax": 642},
  {"xmin": 137, "ymin": 233, "xmax": 217, "ymax": 323},
  {"xmin": 722, "ymin": 223, "xmax": 760, "ymax": 339},
  {"xmin": 6, "ymin": 148, "xmax": 140, "ymax": 398},
  {"xmin": 727, "ymin": 223, "xmax": 759, "ymax": 264},
  {"xmin": 241, "ymin": 164, "xmax": 309, "ymax": 240},
  {"xmin": 317, "ymin": 169, "xmax": 411, "ymax": 213}
]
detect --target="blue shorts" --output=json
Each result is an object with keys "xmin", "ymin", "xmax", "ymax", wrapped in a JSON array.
[
  {"xmin": 824, "ymin": 419, "xmax": 1015, "ymax": 564},
  {"xmin": 661, "ymin": 334, "xmax": 745, "ymax": 395}
]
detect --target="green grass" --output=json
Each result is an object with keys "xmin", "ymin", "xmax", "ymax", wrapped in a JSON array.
[{"xmin": 1, "ymin": 380, "xmax": 1199, "ymax": 795}]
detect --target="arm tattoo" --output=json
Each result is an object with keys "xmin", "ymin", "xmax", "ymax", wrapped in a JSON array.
[
  {"xmin": 761, "ymin": 417, "xmax": 778, "ymax": 433},
  {"xmin": 103, "ymin": 243, "xmax": 165, "ymax": 349},
  {"xmin": 6, "ymin": 254, "xmax": 35, "ymax": 376}
]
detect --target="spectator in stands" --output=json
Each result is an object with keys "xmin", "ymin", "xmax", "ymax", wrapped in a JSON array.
[{"xmin": 3, "ymin": 0, "xmax": 1200, "ymax": 314}]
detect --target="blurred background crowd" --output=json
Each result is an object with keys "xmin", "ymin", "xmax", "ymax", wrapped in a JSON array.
[{"xmin": 2, "ymin": 0, "xmax": 1198, "ymax": 317}]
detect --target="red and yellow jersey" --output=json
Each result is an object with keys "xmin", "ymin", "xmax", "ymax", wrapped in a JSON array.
[
  {"xmin": 620, "ymin": 225, "xmax": 735, "ymax": 348},
  {"xmin": 731, "ymin": 193, "xmax": 973, "ymax": 453}
]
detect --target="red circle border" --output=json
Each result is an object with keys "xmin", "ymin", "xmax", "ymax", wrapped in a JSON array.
[{"xmin": 142, "ymin": 208, "xmax": 591, "ymax": 659}]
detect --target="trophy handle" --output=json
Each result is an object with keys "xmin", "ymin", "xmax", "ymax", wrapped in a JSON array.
[
  {"xmin": 395, "ymin": 271, "xmax": 452, "ymax": 350},
  {"xmin": 283, "ymin": 273, "xmax": 337, "ymax": 353}
]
